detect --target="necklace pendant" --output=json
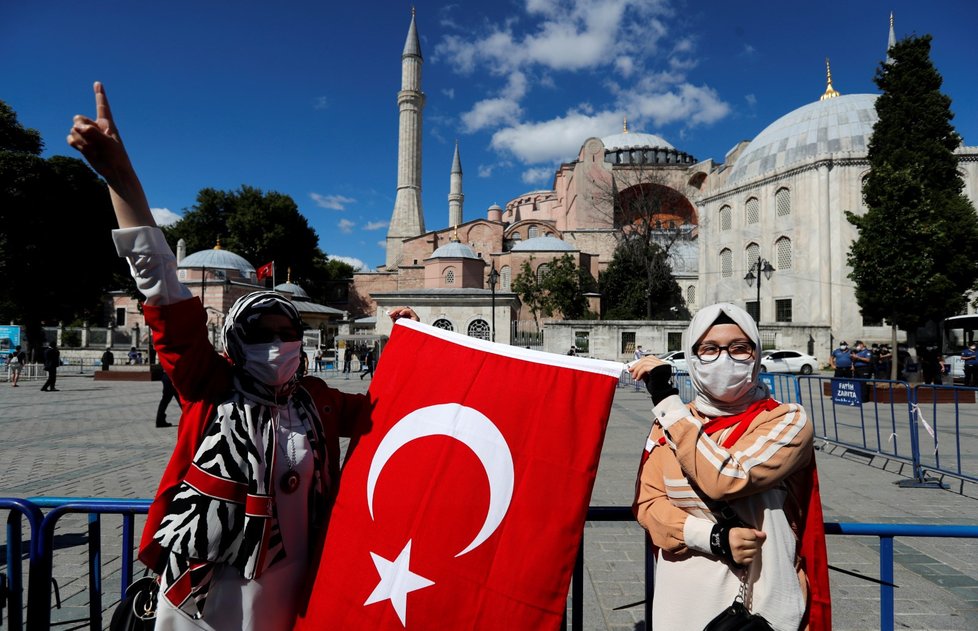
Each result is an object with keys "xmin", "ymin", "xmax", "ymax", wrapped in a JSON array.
[{"xmin": 280, "ymin": 470, "xmax": 301, "ymax": 494}]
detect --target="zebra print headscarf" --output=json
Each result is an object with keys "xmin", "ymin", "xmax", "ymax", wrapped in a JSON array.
[{"xmin": 222, "ymin": 291, "xmax": 305, "ymax": 404}]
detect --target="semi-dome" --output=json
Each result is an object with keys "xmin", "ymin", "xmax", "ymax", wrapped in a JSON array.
[
  {"xmin": 179, "ymin": 247, "xmax": 256, "ymax": 277},
  {"xmin": 601, "ymin": 131, "xmax": 675, "ymax": 151},
  {"xmin": 510, "ymin": 236, "xmax": 575, "ymax": 252},
  {"xmin": 274, "ymin": 281, "xmax": 310, "ymax": 299},
  {"xmin": 726, "ymin": 93, "xmax": 879, "ymax": 186},
  {"xmin": 427, "ymin": 241, "xmax": 480, "ymax": 259}
]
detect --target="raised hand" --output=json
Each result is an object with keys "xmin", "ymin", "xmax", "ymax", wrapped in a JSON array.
[{"xmin": 67, "ymin": 81, "xmax": 130, "ymax": 181}]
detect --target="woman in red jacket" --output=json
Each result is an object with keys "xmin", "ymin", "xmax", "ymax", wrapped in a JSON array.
[{"xmin": 70, "ymin": 81, "xmax": 414, "ymax": 630}]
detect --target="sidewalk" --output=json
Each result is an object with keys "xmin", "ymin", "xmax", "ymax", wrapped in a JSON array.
[{"xmin": 1, "ymin": 371, "xmax": 977, "ymax": 629}]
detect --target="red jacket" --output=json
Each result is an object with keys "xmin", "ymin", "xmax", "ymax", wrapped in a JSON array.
[{"xmin": 138, "ymin": 297, "xmax": 372, "ymax": 570}]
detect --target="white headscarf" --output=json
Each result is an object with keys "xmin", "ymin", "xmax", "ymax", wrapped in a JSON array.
[{"xmin": 682, "ymin": 302, "xmax": 770, "ymax": 417}]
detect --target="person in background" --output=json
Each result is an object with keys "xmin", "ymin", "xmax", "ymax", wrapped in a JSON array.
[
  {"xmin": 69, "ymin": 81, "xmax": 418, "ymax": 630},
  {"xmin": 830, "ymin": 340, "xmax": 853, "ymax": 378},
  {"xmin": 9, "ymin": 345, "xmax": 26, "ymax": 387},
  {"xmin": 851, "ymin": 341, "xmax": 874, "ymax": 379},
  {"xmin": 343, "ymin": 345, "xmax": 353, "ymax": 379},
  {"xmin": 155, "ymin": 370, "xmax": 177, "ymax": 428},
  {"xmin": 630, "ymin": 303, "xmax": 830, "ymax": 631},
  {"xmin": 41, "ymin": 342, "xmax": 60, "ymax": 392},
  {"xmin": 101, "ymin": 348, "xmax": 115, "ymax": 371},
  {"xmin": 918, "ymin": 344, "xmax": 945, "ymax": 385},
  {"xmin": 634, "ymin": 345, "xmax": 645, "ymax": 361},
  {"xmin": 314, "ymin": 347, "xmax": 323, "ymax": 372}
]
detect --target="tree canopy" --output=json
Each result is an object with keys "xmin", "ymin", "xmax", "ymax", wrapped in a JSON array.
[
  {"xmin": 163, "ymin": 186, "xmax": 353, "ymax": 303},
  {"xmin": 599, "ymin": 237, "xmax": 690, "ymax": 320},
  {"xmin": 511, "ymin": 254, "xmax": 596, "ymax": 328},
  {"xmin": 0, "ymin": 100, "xmax": 124, "ymax": 358},
  {"xmin": 847, "ymin": 35, "xmax": 978, "ymax": 348}
]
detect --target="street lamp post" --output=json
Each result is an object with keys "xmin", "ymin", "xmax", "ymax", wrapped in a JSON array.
[
  {"xmin": 488, "ymin": 263, "xmax": 500, "ymax": 342},
  {"xmin": 744, "ymin": 256, "xmax": 775, "ymax": 323}
]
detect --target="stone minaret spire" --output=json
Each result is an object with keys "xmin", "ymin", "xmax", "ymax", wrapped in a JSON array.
[
  {"xmin": 385, "ymin": 8, "xmax": 426, "ymax": 269},
  {"xmin": 448, "ymin": 141, "xmax": 464, "ymax": 228},
  {"xmin": 886, "ymin": 12, "xmax": 897, "ymax": 64}
]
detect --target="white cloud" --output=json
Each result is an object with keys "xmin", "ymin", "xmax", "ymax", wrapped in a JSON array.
[
  {"xmin": 478, "ymin": 164, "xmax": 494, "ymax": 178},
  {"xmin": 377, "ymin": 240, "xmax": 387, "ymax": 250},
  {"xmin": 622, "ymin": 83, "xmax": 730, "ymax": 127},
  {"xmin": 460, "ymin": 71, "xmax": 527, "ymax": 132},
  {"xmin": 745, "ymin": 94, "xmax": 757, "ymax": 107},
  {"xmin": 311, "ymin": 193, "xmax": 355, "ymax": 211},
  {"xmin": 491, "ymin": 109, "xmax": 622, "ymax": 164},
  {"xmin": 614, "ymin": 56, "xmax": 635, "ymax": 77},
  {"xmin": 521, "ymin": 166, "xmax": 554, "ymax": 185},
  {"xmin": 314, "ymin": 96, "xmax": 329, "ymax": 110},
  {"xmin": 364, "ymin": 220, "xmax": 388, "ymax": 230},
  {"xmin": 328, "ymin": 255, "xmax": 367, "ymax": 271},
  {"xmin": 442, "ymin": 88, "xmax": 455, "ymax": 99},
  {"xmin": 338, "ymin": 219, "xmax": 355, "ymax": 233},
  {"xmin": 151, "ymin": 207, "xmax": 181, "ymax": 226}
]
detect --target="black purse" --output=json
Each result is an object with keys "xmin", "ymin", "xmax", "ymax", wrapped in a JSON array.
[
  {"xmin": 703, "ymin": 599, "xmax": 774, "ymax": 631},
  {"xmin": 109, "ymin": 575, "xmax": 159, "ymax": 631}
]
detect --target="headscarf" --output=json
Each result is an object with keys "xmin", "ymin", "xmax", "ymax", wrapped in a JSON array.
[
  {"xmin": 222, "ymin": 291, "xmax": 304, "ymax": 404},
  {"xmin": 682, "ymin": 302, "xmax": 769, "ymax": 417}
]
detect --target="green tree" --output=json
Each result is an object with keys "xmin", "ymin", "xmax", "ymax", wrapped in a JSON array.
[
  {"xmin": 164, "ymin": 186, "xmax": 349, "ymax": 303},
  {"xmin": 0, "ymin": 100, "xmax": 123, "ymax": 359},
  {"xmin": 847, "ymin": 35, "xmax": 978, "ymax": 374},
  {"xmin": 511, "ymin": 258, "xmax": 549, "ymax": 331},
  {"xmin": 512, "ymin": 255, "xmax": 597, "ymax": 326},
  {"xmin": 599, "ymin": 238, "xmax": 690, "ymax": 320}
]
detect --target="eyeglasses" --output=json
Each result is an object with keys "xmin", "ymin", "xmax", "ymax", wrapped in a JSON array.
[
  {"xmin": 693, "ymin": 341, "xmax": 755, "ymax": 363},
  {"xmin": 242, "ymin": 326, "xmax": 303, "ymax": 344}
]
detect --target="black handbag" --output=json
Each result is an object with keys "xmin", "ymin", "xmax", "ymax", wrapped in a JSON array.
[
  {"xmin": 109, "ymin": 575, "xmax": 159, "ymax": 631},
  {"xmin": 703, "ymin": 599, "xmax": 774, "ymax": 631}
]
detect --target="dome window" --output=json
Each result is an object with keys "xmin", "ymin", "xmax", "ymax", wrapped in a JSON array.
[
  {"xmin": 719, "ymin": 205, "xmax": 732, "ymax": 231},
  {"xmin": 746, "ymin": 197, "xmax": 759, "ymax": 224},
  {"xmin": 720, "ymin": 249, "xmax": 733, "ymax": 278},
  {"xmin": 776, "ymin": 237, "xmax": 792, "ymax": 270},
  {"xmin": 536, "ymin": 263, "xmax": 550, "ymax": 284},
  {"xmin": 745, "ymin": 243, "xmax": 759, "ymax": 270},
  {"xmin": 467, "ymin": 319, "xmax": 490, "ymax": 341},
  {"xmin": 686, "ymin": 284, "xmax": 696, "ymax": 307},
  {"xmin": 775, "ymin": 187, "xmax": 791, "ymax": 216},
  {"xmin": 444, "ymin": 268, "xmax": 456, "ymax": 284},
  {"xmin": 433, "ymin": 319, "xmax": 454, "ymax": 331}
]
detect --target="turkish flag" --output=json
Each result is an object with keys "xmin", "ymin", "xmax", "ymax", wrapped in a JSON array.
[
  {"xmin": 256, "ymin": 261, "xmax": 274, "ymax": 281},
  {"xmin": 295, "ymin": 319, "xmax": 622, "ymax": 630}
]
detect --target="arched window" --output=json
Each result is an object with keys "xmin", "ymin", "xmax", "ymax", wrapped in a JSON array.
[
  {"xmin": 528, "ymin": 226, "xmax": 539, "ymax": 238},
  {"xmin": 775, "ymin": 187, "xmax": 791, "ymax": 216},
  {"xmin": 686, "ymin": 284, "xmax": 696, "ymax": 307},
  {"xmin": 536, "ymin": 263, "xmax": 550, "ymax": 283},
  {"xmin": 433, "ymin": 319, "xmax": 454, "ymax": 331},
  {"xmin": 720, "ymin": 249, "xmax": 733, "ymax": 278},
  {"xmin": 444, "ymin": 268, "xmax": 455, "ymax": 285},
  {"xmin": 719, "ymin": 205, "xmax": 732, "ymax": 231},
  {"xmin": 745, "ymin": 242, "xmax": 759, "ymax": 271},
  {"xmin": 500, "ymin": 265, "xmax": 511, "ymax": 291},
  {"xmin": 467, "ymin": 319, "xmax": 490, "ymax": 340},
  {"xmin": 746, "ymin": 197, "xmax": 759, "ymax": 224},
  {"xmin": 512, "ymin": 232, "xmax": 522, "ymax": 241},
  {"xmin": 776, "ymin": 237, "xmax": 792, "ymax": 270}
]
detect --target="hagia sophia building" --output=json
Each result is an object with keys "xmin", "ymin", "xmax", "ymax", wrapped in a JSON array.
[
  {"xmin": 353, "ymin": 11, "xmax": 978, "ymax": 357},
  {"xmin": 114, "ymin": 11, "xmax": 978, "ymax": 363}
]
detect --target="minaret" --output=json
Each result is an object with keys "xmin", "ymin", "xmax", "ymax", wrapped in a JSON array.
[
  {"xmin": 448, "ymin": 141, "xmax": 464, "ymax": 228},
  {"xmin": 386, "ymin": 8, "xmax": 426, "ymax": 269},
  {"xmin": 886, "ymin": 12, "xmax": 897, "ymax": 64}
]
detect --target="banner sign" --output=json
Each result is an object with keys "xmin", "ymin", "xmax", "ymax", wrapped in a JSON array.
[{"xmin": 831, "ymin": 378, "xmax": 863, "ymax": 407}]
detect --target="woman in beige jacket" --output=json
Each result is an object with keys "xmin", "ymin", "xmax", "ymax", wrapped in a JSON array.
[{"xmin": 630, "ymin": 303, "xmax": 830, "ymax": 631}]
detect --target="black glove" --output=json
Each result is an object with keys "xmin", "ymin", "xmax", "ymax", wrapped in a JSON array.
[
  {"xmin": 709, "ymin": 523, "xmax": 741, "ymax": 567},
  {"xmin": 643, "ymin": 363, "xmax": 678, "ymax": 405}
]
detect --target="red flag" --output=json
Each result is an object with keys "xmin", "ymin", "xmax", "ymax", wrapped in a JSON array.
[
  {"xmin": 296, "ymin": 320, "xmax": 621, "ymax": 630},
  {"xmin": 256, "ymin": 261, "xmax": 274, "ymax": 281}
]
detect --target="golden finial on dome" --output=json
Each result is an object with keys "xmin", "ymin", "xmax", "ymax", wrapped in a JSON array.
[
  {"xmin": 451, "ymin": 225, "xmax": 460, "ymax": 242},
  {"xmin": 287, "ymin": 267, "xmax": 292, "ymax": 283},
  {"xmin": 820, "ymin": 58, "xmax": 840, "ymax": 101},
  {"xmin": 623, "ymin": 115, "xmax": 629, "ymax": 133},
  {"xmin": 214, "ymin": 237, "xmax": 222, "ymax": 250}
]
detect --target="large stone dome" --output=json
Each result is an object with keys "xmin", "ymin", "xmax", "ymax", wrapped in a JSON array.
[
  {"xmin": 510, "ymin": 236, "xmax": 575, "ymax": 252},
  {"xmin": 601, "ymin": 131, "xmax": 675, "ymax": 151},
  {"xmin": 726, "ymin": 93, "xmax": 879, "ymax": 186},
  {"xmin": 179, "ymin": 247, "xmax": 256, "ymax": 277}
]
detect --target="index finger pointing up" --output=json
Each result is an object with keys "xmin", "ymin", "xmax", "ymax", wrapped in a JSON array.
[{"xmin": 93, "ymin": 81, "xmax": 113, "ymax": 123}]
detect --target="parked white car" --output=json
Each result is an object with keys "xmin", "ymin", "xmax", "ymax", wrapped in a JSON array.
[
  {"xmin": 656, "ymin": 350, "xmax": 689, "ymax": 373},
  {"xmin": 760, "ymin": 349, "xmax": 818, "ymax": 375}
]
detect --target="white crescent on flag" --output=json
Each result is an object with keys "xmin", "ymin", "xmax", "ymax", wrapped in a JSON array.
[{"xmin": 366, "ymin": 403, "xmax": 515, "ymax": 556}]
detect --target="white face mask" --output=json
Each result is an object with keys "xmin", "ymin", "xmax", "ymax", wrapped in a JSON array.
[
  {"xmin": 694, "ymin": 353, "xmax": 755, "ymax": 403},
  {"xmin": 241, "ymin": 341, "xmax": 302, "ymax": 386}
]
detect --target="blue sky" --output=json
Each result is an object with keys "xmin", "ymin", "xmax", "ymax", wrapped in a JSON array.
[{"xmin": 4, "ymin": 1, "xmax": 977, "ymax": 272}]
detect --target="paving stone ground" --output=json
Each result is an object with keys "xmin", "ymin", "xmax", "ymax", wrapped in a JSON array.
[{"xmin": 2, "ymin": 369, "xmax": 977, "ymax": 630}]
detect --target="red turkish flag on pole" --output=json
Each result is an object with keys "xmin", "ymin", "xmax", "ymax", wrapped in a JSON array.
[
  {"xmin": 295, "ymin": 319, "xmax": 622, "ymax": 630},
  {"xmin": 256, "ymin": 261, "xmax": 274, "ymax": 281}
]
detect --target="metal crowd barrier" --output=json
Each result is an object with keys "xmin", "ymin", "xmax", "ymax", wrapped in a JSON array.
[{"xmin": 2, "ymin": 498, "xmax": 978, "ymax": 631}]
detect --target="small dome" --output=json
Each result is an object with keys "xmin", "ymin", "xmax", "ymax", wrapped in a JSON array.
[
  {"xmin": 510, "ymin": 236, "xmax": 575, "ymax": 252},
  {"xmin": 488, "ymin": 203, "xmax": 503, "ymax": 210},
  {"xmin": 274, "ymin": 281, "xmax": 310, "ymax": 299},
  {"xmin": 601, "ymin": 131, "xmax": 675, "ymax": 151},
  {"xmin": 726, "ymin": 93, "xmax": 879, "ymax": 186},
  {"xmin": 427, "ymin": 241, "xmax": 480, "ymax": 260},
  {"xmin": 179, "ymin": 248, "xmax": 256, "ymax": 277}
]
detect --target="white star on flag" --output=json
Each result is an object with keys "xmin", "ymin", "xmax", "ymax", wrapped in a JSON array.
[{"xmin": 363, "ymin": 540, "xmax": 434, "ymax": 626}]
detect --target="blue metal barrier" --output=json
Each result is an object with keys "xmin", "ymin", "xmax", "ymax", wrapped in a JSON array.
[
  {"xmin": 910, "ymin": 384, "xmax": 978, "ymax": 485},
  {"xmin": 5, "ymin": 497, "xmax": 978, "ymax": 630},
  {"xmin": 0, "ymin": 498, "xmax": 43, "ymax": 630}
]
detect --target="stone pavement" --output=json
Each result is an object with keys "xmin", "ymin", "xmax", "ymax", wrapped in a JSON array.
[{"xmin": 1, "ymin": 370, "xmax": 977, "ymax": 630}]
